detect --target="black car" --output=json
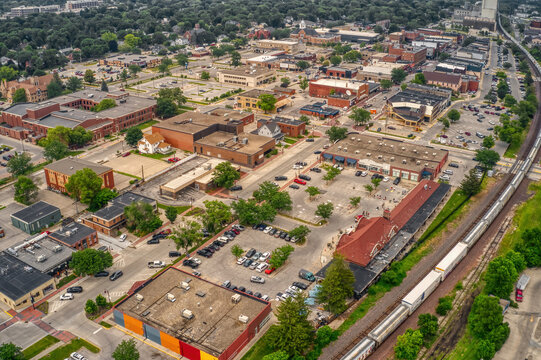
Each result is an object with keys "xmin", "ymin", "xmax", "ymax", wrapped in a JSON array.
[
  {"xmin": 269, "ymin": 228, "xmax": 278, "ymax": 236},
  {"xmin": 169, "ymin": 251, "xmax": 182, "ymax": 257},
  {"xmin": 310, "ymin": 167, "xmax": 322, "ymax": 173},
  {"xmin": 355, "ymin": 171, "xmax": 362, "ymax": 177},
  {"xmin": 97, "ymin": 246, "xmax": 108, "ymax": 252},
  {"xmin": 183, "ymin": 259, "xmax": 199, "ymax": 268},
  {"xmin": 197, "ymin": 249, "xmax": 212, "ymax": 258},
  {"xmin": 204, "ymin": 246, "xmax": 215, "ymax": 253},
  {"xmin": 393, "ymin": 177, "xmax": 401, "ymax": 185},
  {"xmin": 279, "ymin": 232, "xmax": 287, "ymax": 239},
  {"xmin": 229, "ymin": 185, "xmax": 243, "ymax": 191},
  {"xmin": 275, "ymin": 176, "xmax": 288, "ymax": 181},
  {"xmin": 237, "ymin": 286, "xmax": 246, "ymax": 292},
  {"xmin": 213, "ymin": 240, "xmax": 224, "ymax": 247},
  {"xmin": 147, "ymin": 238, "xmax": 160, "ymax": 244},
  {"xmin": 246, "ymin": 290, "xmax": 253, "ymax": 295},
  {"xmin": 289, "ymin": 184, "xmax": 299, "ymax": 189},
  {"xmin": 306, "ymin": 138, "xmax": 315, "ymax": 142},
  {"xmin": 298, "ymin": 174, "xmax": 311, "ymax": 181},
  {"xmin": 152, "ymin": 233, "xmax": 166, "ymax": 240},
  {"xmin": 224, "ymin": 231, "xmax": 237, "ymax": 237},
  {"xmin": 230, "ymin": 285, "xmax": 238, "ymax": 291},
  {"xmin": 109, "ymin": 270, "xmax": 123, "ymax": 281},
  {"xmin": 208, "ymin": 244, "xmax": 220, "ymax": 251},
  {"xmin": 67, "ymin": 286, "xmax": 83, "ymax": 293},
  {"xmin": 292, "ymin": 281, "xmax": 309, "ymax": 290},
  {"xmin": 94, "ymin": 271, "xmax": 109, "ymax": 278},
  {"xmin": 313, "ymin": 150, "xmax": 321, "ymax": 154},
  {"xmin": 246, "ymin": 248, "xmax": 256, "ymax": 258},
  {"xmin": 243, "ymin": 259, "xmax": 253, "ymax": 267},
  {"xmin": 254, "ymin": 292, "xmax": 262, "ymax": 298},
  {"xmin": 449, "ymin": 163, "xmax": 459, "ymax": 168}
]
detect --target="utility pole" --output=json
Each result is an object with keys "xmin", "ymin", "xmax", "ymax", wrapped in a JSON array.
[{"xmin": 141, "ymin": 165, "xmax": 144, "ymax": 181}]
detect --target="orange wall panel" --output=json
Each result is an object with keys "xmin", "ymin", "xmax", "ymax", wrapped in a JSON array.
[
  {"xmin": 160, "ymin": 331, "xmax": 181, "ymax": 354},
  {"xmin": 123, "ymin": 314, "xmax": 144, "ymax": 336}
]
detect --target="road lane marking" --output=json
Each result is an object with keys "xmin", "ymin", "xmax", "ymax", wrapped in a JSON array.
[{"xmin": 93, "ymin": 327, "xmax": 103, "ymax": 334}]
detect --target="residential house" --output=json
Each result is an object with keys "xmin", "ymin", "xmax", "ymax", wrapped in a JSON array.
[{"xmin": 138, "ymin": 133, "xmax": 171, "ymax": 154}]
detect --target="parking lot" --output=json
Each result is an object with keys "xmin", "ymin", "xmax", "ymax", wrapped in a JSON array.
[
  {"xmin": 286, "ymin": 163, "xmax": 414, "ymax": 223},
  {"xmin": 103, "ymin": 152, "xmax": 172, "ymax": 179}
]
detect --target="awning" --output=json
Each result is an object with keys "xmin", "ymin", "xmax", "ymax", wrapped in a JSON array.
[
  {"xmin": 346, "ymin": 158, "xmax": 357, "ymax": 164},
  {"xmin": 334, "ymin": 156, "xmax": 345, "ymax": 162},
  {"xmin": 322, "ymin": 153, "xmax": 333, "ymax": 159}
]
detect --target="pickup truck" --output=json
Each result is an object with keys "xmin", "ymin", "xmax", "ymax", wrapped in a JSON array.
[{"xmin": 147, "ymin": 261, "xmax": 166, "ymax": 268}]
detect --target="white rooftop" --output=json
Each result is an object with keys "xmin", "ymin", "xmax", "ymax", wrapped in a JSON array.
[{"xmin": 311, "ymin": 79, "xmax": 367, "ymax": 91}]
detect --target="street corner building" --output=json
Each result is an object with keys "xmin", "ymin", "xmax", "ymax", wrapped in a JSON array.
[
  {"xmin": 44, "ymin": 157, "xmax": 115, "ymax": 193},
  {"xmin": 113, "ymin": 268, "xmax": 272, "ymax": 360},
  {"xmin": 11, "ymin": 201, "xmax": 62, "ymax": 234}
]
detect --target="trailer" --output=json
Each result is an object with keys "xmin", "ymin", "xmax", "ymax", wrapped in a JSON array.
[
  {"xmin": 368, "ymin": 304, "xmax": 409, "ymax": 345},
  {"xmin": 516, "ymin": 274, "xmax": 530, "ymax": 302},
  {"xmin": 401, "ymin": 271, "xmax": 442, "ymax": 314},
  {"xmin": 341, "ymin": 338, "xmax": 376, "ymax": 360},
  {"xmin": 435, "ymin": 243, "xmax": 468, "ymax": 280}
]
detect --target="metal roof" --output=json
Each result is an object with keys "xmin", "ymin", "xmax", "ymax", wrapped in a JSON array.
[{"xmin": 11, "ymin": 201, "xmax": 60, "ymax": 224}]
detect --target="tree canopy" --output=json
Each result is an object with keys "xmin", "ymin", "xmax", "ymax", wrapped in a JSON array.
[
  {"xmin": 65, "ymin": 168, "xmax": 103, "ymax": 205},
  {"xmin": 112, "ymin": 339, "xmax": 140, "ymax": 360},
  {"xmin": 124, "ymin": 201, "xmax": 163, "ymax": 235},
  {"xmin": 212, "ymin": 161, "xmax": 240, "ymax": 189},
  {"xmin": 70, "ymin": 248, "xmax": 113, "ymax": 276},
  {"xmin": 6, "ymin": 152, "xmax": 32, "ymax": 176},
  {"xmin": 316, "ymin": 255, "xmax": 355, "ymax": 314},
  {"xmin": 325, "ymin": 126, "xmax": 348, "ymax": 142},
  {"xmin": 14, "ymin": 176, "xmax": 38, "ymax": 205}
]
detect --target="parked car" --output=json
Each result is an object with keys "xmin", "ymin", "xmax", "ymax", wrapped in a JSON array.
[
  {"xmin": 237, "ymin": 257, "xmax": 247, "ymax": 265},
  {"xmin": 289, "ymin": 184, "xmax": 300, "ymax": 189},
  {"xmin": 229, "ymin": 185, "xmax": 243, "ymax": 191},
  {"xmin": 197, "ymin": 249, "xmax": 212, "ymax": 258},
  {"xmin": 355, "ymin": 171, "xmax": 362, "ymax": 176},
  {"xmin": 243, "ymin": 259, "xmax": 253, "ymax": 268},
  {"xmin": 251, "ymin": 276, "xmax": 265, "ymax": 284},
  {"xmin": 310, "ymin": 167, "xmax": 322, "ymax": 173},
  {"xmin": 60, "ymin": 293, "xmax": 74, "ymax": 301},
  {"xmin": 70, "ymin": 352, "xmax": 88, "ymax": 360},
  {"xmin": 274, "ymin": 176, "xmax": 287, "ymax": 181},
  {"xmin": 393, "ymin": 177, "xmax": 401, "ymax": 185},
  {"xmin": 119, "ymin": 234, "xmax": 127, "ymax": 241},
  {"xmin": 259, "ymin": 252, "xmax": 270, "ymax": 261},
  {"xmin": 294, "ymin": 179, "xmax": 306, "ymax": 185},
  {"xmin": 246, "ymin": 248, "xmax": 256, "ymax": 258},
  {"xmin": 109, "ymin": 270, "xmax": 123, "ymax": 281},
  {"xmin": 66, "ymin": 286, "xmax": 83, "ymax": 293},
  {"xmin": 306, "ymin": 138, "xmax": 315, "ymax": 142},
  {"xmin": 97, "ymin": 246, "xmax": 108, "ymax": 252},
  {"xmin": 292, "ymin": 281, "xmax": 309, "ymax": 290},
  {"xmin": 94, "ymin": 271, "xmax": 109, "ymax": 278},
  {"xmin": 222, "ymin": 280, "xmax": 231, "ymax": 288},
  {"xmin": 265, "ymin": 267, "xmax": 276, "ymax": 275},
  {"xmin": 122, "ymin": 152, "xmax": 131, "ymax": 157},
  {"xmin": 147, "ymin": 238, "xmax": 160, "ymax": 245},
  {"xmin": 299, "ymin": 174, "xmax": 311, "ymax": 181},
  {"xmin": 449, "ymin": 163, "xmax": 459, "ymax": 168}
]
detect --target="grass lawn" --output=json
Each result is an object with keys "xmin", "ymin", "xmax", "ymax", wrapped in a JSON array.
[
  {"xmin": 131, "ymin": 150, "xmax": 175, "ymax": 160},
  {"xmin": 186, "ymin": 99, "xmax": 210, "ymax": 105},
  {"xmin": 157, "ymin": 203, "xmax": 191, "ymax": 214},
  {"xmin": 23, "ymin": 335, "xmax": 59, "ymax": 359},
  {"xmin": 56, "ymin": 274, "xmax": 77, "ymax": 289},
  {"xmin": 135, "ymin": 120, "xmax": 159, "ymax": 131},
  {"xmin": 114, "ymin": 170, "xmax": 141, "ymax": 179},
  {"xmin": 99, "ymin": 321, "xmax": 112, "ymax": 328},
  {"xmin": 179, "ymin": 105, "xmax": 196, "ymax": 111},
  {"xmin": 283, "ymin": 137, "xmax": 298, "ymax": 145},
  {"xmin": 67, "ymin": 150, "xmax": 85, "ymax": 157},
  {"xmin": 498, "ymin": 182, "xmax": 541, "ymax": 255},
  {"xmin": 39, "ymin": 339, "xmax": 99, "ymax": 360},
  {"xmin": 241, "ymin": 336, "xmax": 274, "ymax": 360},
  {"xmin": 503, "ymin": 128, "xmax": 527, "ymax": 158},
  {"xmin": 446, "ymin": 328, "xmax": 479, "ymax": 360}
]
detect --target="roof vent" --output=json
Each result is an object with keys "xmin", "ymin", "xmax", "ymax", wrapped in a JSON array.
[
  {"xmin": 36, "ymin": 255, "xmax": 47, "ymax": 262},
  {"xmin": 239, "ymin": 315, "xmax": 249, "ymax": 324},
  {"xmin": 366, "ymin": 152, "xmax": 371, "ymax": 156},
  {"xmin": 338, "ymin": 146, "xmax": 342, "ymax": 150},
  {"xmin": 357, "ymin": 138, "xmax": 361, "ymax": 142},
  {"xmin": 391, "ymin": 156, "xmax": 395, "ymax": 161},
  {"xmin": 402, "ymin": 159, "xmax": 407, "ymax": 164},
  {"xmin": 413, "ymin": 149, "xmax": 417, "ymax": 153},
  {"xmin": 379, "ymin": 142, "xmax": 383, "ymax": 146},
  {"xmin": 351, "ymin": 137, "xmax": 355, "ymax": 140},
  {"xmin": 355, "ymin": 150, "xmax": 360, "ymax": 154},
  {"xmin": 135, "ymin": 294, "xmax": 144, "ymax": 301},
  {"xmin": 401, "ymin": 147, "xmax": 406, "ymax": 151},
  {"xmin": 181, "ymin": 281, "xmax": 191, "ymax": 290},
  {"xmin": 343, "ymin": 147, "xmax": 347, "ymax": 152},
  {"xmin": 182, "ymin": 309, "xmax": 194, "ymax": 319},
  {"xmin": 167, "ymin": 293, "xmax": 176, "ymax": 302},
  {"xmin": 53, "ymin": 245, "xmax": 62, "ymax": 253},
  {"xmin": 416, "ymin": 160, "xmax": 421, "ymax": 165},
  {"xmin": 196, "ymin": 291, "xmax": 206, "ymax": 298},
  {"xmin": 232, "ymin": 294, "xmax": 241, "ymax": 303},
  {"xmin": 432, "ymin": 152, "xmax": 437, "ymax": 156},
  {"xmin": 368, "ymin": 140, "xmax": 371, "ymax": 144}
]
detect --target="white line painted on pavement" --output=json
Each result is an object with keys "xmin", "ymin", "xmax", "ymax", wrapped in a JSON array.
[{"xmin": 93, "ymin": 328, "xmax": 103, "ymax": 334}]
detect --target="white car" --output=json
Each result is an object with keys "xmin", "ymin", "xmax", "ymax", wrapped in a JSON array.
[
  {"xmin": 256, "ymin": 263, "xmax": 269, "ymax": 272},
  {"xmin": 236, "ymin": 257, "xmax": 247, "ymax": 265},
  {"xmin": 60, "ymin": 293, "xmax": 74, "ymax": 301},
  {"xmin": 383, "ymin": 177, "xmax": 389, "ymax": 182},
  {"xmin": 263, "ymin": 226, "xmax": 272, "ymax": 234},
  {"xmin": 70, "ymin": 352, "xmax": 87, "ymax": 360},
  {"xmin": 259, "ymin": 252, "xmax": 270, "ymax": 262},
  {"xmin": 443, "ymin": 170, "xmax": 454, "ymax": 175},
  {"xmin": 191, "ymin": 257, "xmax": 202, "ymax": 265},
  {"xmin": 119, "ymin": 234, "xmax": 127, "ymax": 241},
  {"xmin": 360, "ymin": 171, "xmax": 368, "ymax": 177}
]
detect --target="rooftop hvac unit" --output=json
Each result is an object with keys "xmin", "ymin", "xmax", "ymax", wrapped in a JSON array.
[
  {"xmin": 432, "ymin": 152, "xmax": 437, "ymax": 156},
  {"xmin": 368, "ymin": 140, "xmax": 371, "ymax": 144},
  {"xmin": 401, "ymin": 147, "xmax": 406, "ymax": 151},
  {"xmin": 425, "ymin": 151, "xmax": 429, "ymax": 155},
  {"xmin": 416, "ymin": 161, "xmax": 421, "ymax": 165},
  {"xmin": 402, "ymin": 159, "xmax": 407, "ymax": 164},
  {"xmin": 135, "ymin": 294, "xmax": 144, "ymax": 301},
  {"xmin": 181, "ymin": 281, "xmax": 191, "ymax": 290},
  {"xmin": 167, "ymin": 293, "xmax": 176, "ymax": 302},
  {"xmin": 355, "ymin": 150, "xmax": 360, "ymax": 154},
  {"xmin": 351, "ymin": 137, "xmax": 355, "ymax": 141},
  {"xmin": 413, "ymin": 149, "xmax": 417, "ymax": 153},
  {"xmin": 425, "ymin": 163, "xmax": 429, "ymax": 166},
  {"xmin": 379, "ymin": 142, "xmax": 383, "ymax": 146},
  {"xmin": 366, "ymin": 152, "xmax": 371, "ymax": 156},
  {"xmin": 357, "ymin": 138, "xmax": 361, "ymax": 142},
  {"xmin": 232, "ymin": 294, "xmax": 241, "ymax": 303},
  {"xmin": 338, "ymin": 146, "xmax": 342, "ymax": 150},
  {"xmin": 36, "ymin": 255, "xmax": 47, "ymax": 262},
  {"xmin": 53, "ymin": 245, "xmax": 62, "ymax": 253},
  {"xmin": 242, "ymin": 138, "xmax": 248, "ymax": 144},
  {"xmin": 390, "ymin": 144, "xmax": 394, "ymax": 148},
  {"xmin": 378, "ymin": 155, "xmax": 382, "ymax": 159},
  {"xmin": 217, "ymin": 142, "xmax": 225, "ymax": 147},
  {"xmin": 182, "ymin": 309, "xmax": 194, "ymax": 319},
  {"xmin": 233, "ymin": 136, "xmax": 238, "ymax": 142},
  {"xmin": 390, "ymin": 157, "xmax": 395, "ymax": 161},
  {"xmin": 239, "ymin": 315, "xmax": 249, "ymax": 324},
  {"xmin": 343, "ymin": 147, "xmax": 347, "ymax": 152}
]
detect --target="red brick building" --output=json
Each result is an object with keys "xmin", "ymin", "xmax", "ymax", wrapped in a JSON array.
[
  {"xmin": 423, "ymin": 71, "xmax": 463, "ymax": 92},
  {"xmin": 322, "ymin": 66, "xmax": 358, "ymax": 79},
  {"xmin": 0, "ymin": 90, "xmax": 156, "ymax": 142},
  {"xmin": 388, "ymin": 46, "xmax": 427, "ymax": 64},
  {"xmin": 257, "ymin": 117, "xmax": 306, "ymax": 137},
  {"xmin": 309, "ymin": 79, "xmax": 369, "ymax": 109},
  {"xmin": 49, "ymin": 222, "xmax": 98, "ymax": 250},
  {"xmin": 461, "ymin": 75, "xmax": 480, "ymax": 92},
  {"xmin": 44, "ymin": 157, "xmax": 114, "ymax": 193}
]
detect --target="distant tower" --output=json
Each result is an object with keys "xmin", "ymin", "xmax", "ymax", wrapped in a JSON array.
[
  {"xmin": 481, "ymin": 0, "xmax": 498, "ymax": 20},
  {"xmin": 300, "ymin": 20, "xmax": 306, "ymax": 30}
]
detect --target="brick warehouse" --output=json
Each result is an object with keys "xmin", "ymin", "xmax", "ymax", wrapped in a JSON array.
[
  {"xmin": 114, "ymin": 268, "xmax": 272, "ymax": 360},
  {"xmin": 0, "ymin": 90, "xmax": 156, "ymax": 142},
  {"xmin": 44, "ymin": 157, "xmax": 114, "ymax": 193},
  {"xmin": 309, "ymin": 79, "xmax": 369, "ymax": 109}
]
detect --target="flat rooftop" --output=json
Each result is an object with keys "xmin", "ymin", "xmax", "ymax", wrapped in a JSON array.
[
  {"xmin": 195, "ymin": 131, "xmax": 274, "ymax": 155},
  {"xmin": 49, "ymin": 222, "xmax": 96, "ymax": 247},
  {"xmin": 0, "ymin": 253, "xmax": 52, "ymax": 302},
  {"xmin": 154, "ymin": 112, "xmax": 238, "ymax": 134},
  {"xmin": 258, "ymin": 39, "xmax": 299, "ymax": 45},
  {"xmin": 238, "ymin": 89, "xmax": 274, "ymax": 99},
  {"xmin": 311, "ymin": 79, "xmax": 367, "ymax": 91},
  {"xmin": 219, "ymin": 66, "xmax": 274, "ymax": 77},
  {"xmin": 359, "ymin": 63, "xmax": 404, "ymax": 75},
  {"xmin": 161, "ymin": 159, "xmax": 225, "ymax": 192},
  {"xmin": 5, "ymin": 237, "xmax": 74, "ymax": 274},
  {"xmin": 45, "ymin": 157, "xmax": 111, "ymax": 176},
  {"xmin": 116, "ymin": 268, "xmax": 269, "ymax": 357},
  {"xmin": 206, "ymin": 108, "xmax": 251, "ymax": 122},
  {"xmin": 389, "ymin": 87, "xmax": 449, "ymax": 107},
  {"xmin": 11, "ymin": 201, "xmax": 59, "ymax": 224},
  {"xmin": 103, "ymin": 54, "xmax": 161, "ymax": 62}
]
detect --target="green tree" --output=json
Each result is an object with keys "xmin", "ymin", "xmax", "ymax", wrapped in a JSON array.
[
  {"xmin": 96, "ymin": 294, "xmax": 107, "ymax": 308},
  {"xmin": 329, "ymin": 55, "xmax": 342, "ymax": 66},
  {"xmin": 0, "ymin": 66, "xmax": 17, "ymax": 81},
  {"xmin": 91, "ymin": 98, "xmax": 116, "ymax": 112},
  {"xmin": 70, "ymin": 248, "xmax": 113, "ymax": 276},
  {"xmin": 69, "ymin": 127, "xmax": 93, "ymax": 147},
  {"xmin": 323, "ymin": 166, "xmax": 341, "ymax": 183},
  {"xmin": 280, "ymin": 77, "xmax": 290, "ymax": 87},
  {"xmin": 515, "ymin": 228, "xmax": 541, "ymax": 267},
  {"xmin": 112, "ymin": 339, "xmax": 140, "ymax": 360},
  {"xmin": 200, "ymin": 200, "xmax": 232, "ymax": 234},
  {"xmin": 128, "ymin": 64, "xmax": 141, "ymax": 78},
  {"xmin": 47, "ymin": 78, "xmax": 63, "ymax": 99},
  {"xmin": 65, "ymin": 168, "xmax": 103, "ymax": 205},
  {"xmin": 268, "ymin": 245, "xmax": 294, "ymax": 269},
  {"xmin": 212, "ymin": 161, "xmax": 240, "ymax": 189},
  {"xmin": 0, "ymin": 342, "xmax": 24, "ymax": 360},
  {"xmin": 89, "ymin": 188, "xmax": 117, "ymax": 211},
  {"xmin": 460, "ymin": 169, "xmax": 482, "ymax": 196},
  {"xmin": 230, "ymin": 51, "xmax": 242, "ymax": 67},
  {"xmin": 85, "ymin": 299, "xmax": 98, "ymax": 314},
  {"xmin": 176, "ymin": 54, "xmax": 189, "ymax": 67},
  {"xmin": 391, "ymin": 68, "xmax": 407, "ymax": 84},
  {"xmin": 482, "ymin": 135, "xmax": 495, "ymax": 149},
  {"xmin": 84, "ymin": 69, "xmax": 95, "ymax": 83},
  {"xmin": 503, "ymin": 62, "xmax": 511, "ymax": 70},
  {"xmin": 315, "ymin": 202, "xmax": 334, "ymax": 219},
  {"xmin": 411, "ymin": 73, "xmax": 426, "ymax": 84},
  {"xmin": 14, "ymin": 176, "xmax": 38, "ymax": 205},
  {"xmin": 436, "ymin": 295, "xmax": 453, "ymax": 316},
  {"xmin": 267, "ymin": 294, "xmax": 313, "ymax": 356},
  {"xmin": 168, "ymin": 222, "xmax": 202, "ymax": 253},
  {"xmin": 12, "ymin": 88, "xmax": 27, "ymax": 103},
  {"xmin": 253, "ymin": 181, "xmax": 292, "ymax": 211},
  {"xmin": 201, "ymin": 71, "xmax": 210, "ymax": 80},
  {"xmin": 439, "ymin": 117, "xmax": 450, "ymax": 129},
  {"xmin": 124, "ymin": 34, "xmax": 141, "ymax": 49},
  {"xmin": 231, "ymin": 244, "xmax": 244, "ymax": 258},
  {"xmin": 305, "ymin": 186, "xmax": 321, "ymax": 199},
  {"xmin": 380, "ymin": 79, "xmax": 392, "ymax": 90},
  {"xmin": 66, "ymin": 76, "xmax": 82, "ymax": 92},
  {"xmin": 401, "ymin": 83, "xmax": 408, "ymax": 91},
  {"xmin": 475, "ymin": 149, "xmax": 500, "ymax": 169},
  {"xmin": 364, "ymin": 184, "xmax": 374, "ymax": 194},
  {"xmin": 349, "ymin": 108, "xmax": 371, "ymax": 126},
  {"xmin": 371, "ymin": 177, "xmax": 382, "ymax": 189},
  {"xmin": 212, "ymin": 46, "xmax": 226, "ymax": 59},
  {"xmin": 262, "ymin": 351, "xmax": 289, "ymax": 360},
  {"xmin": 100, "ymin": 79, "xmax": 108, "ymax": 92},
  {"xmin": 6, "ymin": 152, "xmax": 32, "ymax": 176},
  {"xmin": 350, "ymin": 196, "xmax": 361, "ymax": 207},
  {"xmin": 503, "ymin": 94, "xmax": 516, "ymax": 108},
  {"xmin": 299, "ymin": 115, "xmax": 310, "ymax": 125},
  {"xmin": 394, "ymin": 329, "xmax": 423, "ymax": 360},
  {"xmin": 299, "ymin": 77, "xmax": 309, "ymax": 92},
  {"xmin": 231, "ymin": 199, "xmax": 276, "ymax": 225},
  {"xmin": 325, "ymin": 126, "xmax": 348, "ymax": 142},
  {"xmin": 447, "ymin": 109, "xmax": 461, "ymax": 122},
  {"xmin": 125, "ymin": 127, "xmax": 143, "ymax": 146},
  {"xmin": 165, "ymin": 206, "xmax": 178, "ymax": 223},
  {"xmin": 288, "ymin": 225, "xmax": 311, "ymax": 243},
  {"xmin": 317, "ymin": 255, "xmax": 354, "ymax": 314},
  {"xmin": 476, "ymin": 339, "xmax": 495, "ymax": 360},
  {"xmin": 156, "ymin": 97, "xmax": 178, "ymax": 118},
  {"xmin": 296, "ymin": 60, "xmax": 310, "ymax": 70},
  {"xmin": 485, "ymin": 256, "xmax": 518, "ymax": 299},
  {"xmin": 158, "ymin": 88, "xmax": 187, "ymax": 107},
  {"xmin": 497, "ymin": 80, "xmax": 509, "ymax": 99},
  {"xmin": 439, "ymin": 52, "xmax": 450, "ymax": 61},
  {"xmin": 417, "ymin": 313, "xmax": 439, "ymax": 342},
  {"xmin": 488, "ymin": 323, "xmax": 510, "ymax": 351},
  {"xmin": 257, "ymin": 94, "xmax": 277, "ymax": 113},
  {"xmin": 124, "ymin": 201, "xmax": 163, "ymax": 235},
  {"xmin": 468, "ymin": 294, "xmax": 504, "ymax": 339}
]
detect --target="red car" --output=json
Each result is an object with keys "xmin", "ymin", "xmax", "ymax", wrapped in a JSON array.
[
  {"xmin": 265, "ymin": 267, "xmax": 276, "ymax": 275},
  {"xmin": 230, "ymin": 228, "xmax": 240, "ymax": 235},
  {"xmin": 168, "ymin": 157, "xmax": 180, "ymax": 163},
  {"xmin": 159, "ymin": 229, "xmax": 172, "ymax": 236},
  {"xmin": 294, "ymin": 179, "xmax": 307, "ymax": 185},
  {"xmin": 441, "ymin": 134, "xmax": 448, "ymax": 138},
  {"xmin": 465, "ymin": 132, "xmax": 471, "ymax": 136},
  {"xmin": 354, "ymin": 215, "xmax": 363, "ymax": 221},
  {"xmin": 122, "ymin": 152, "xmax": 131, "ymax": 157}
]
